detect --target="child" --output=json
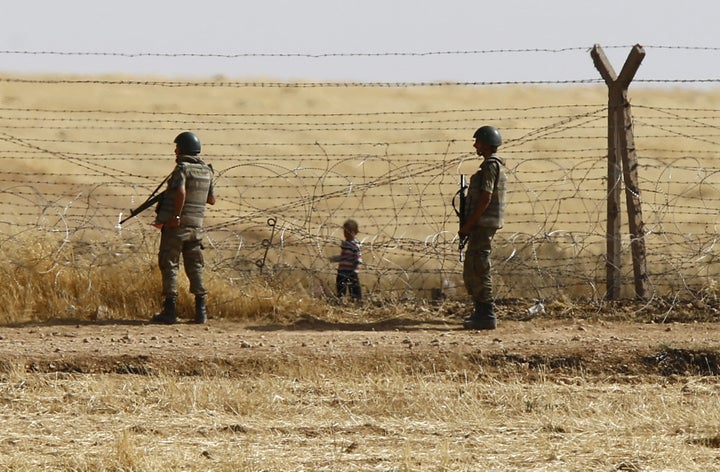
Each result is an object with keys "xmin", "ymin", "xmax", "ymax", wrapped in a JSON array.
[{"xmin": 329, "ymin": 219, "xmax": 363, "ymax": 302}]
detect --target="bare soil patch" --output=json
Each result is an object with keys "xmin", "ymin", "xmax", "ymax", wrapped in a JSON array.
[{"xmin": 2, "ymin": 300, "xmax": 718, "ymax": 382}]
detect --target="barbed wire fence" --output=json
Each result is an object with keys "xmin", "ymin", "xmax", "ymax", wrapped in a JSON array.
[{"xmin": 1, "ymin": 46, "xmax": 720, "ymax": 306}]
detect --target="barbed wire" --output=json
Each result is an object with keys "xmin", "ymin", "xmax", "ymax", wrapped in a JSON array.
[
  {"xmin": 0, "ymin": 76, "xmax": 611, "ymax": 87},
  {"xmin": 2, "ymin": 49, "xmax": 720, "ymax": 304},
  {"xmin": 5, "ymin": 76, "xmax": 720, "ymax": 87},
  {"xmin": 2, "ymin": 45, "xmax": 720, "ymax": 58},
  {"xmin": 4, "ymin": 127, "xmax": 720, "ymax": 301},
  {"xmin": 0, "ymin": 104, "xmax": 605, "ymax": 116}
]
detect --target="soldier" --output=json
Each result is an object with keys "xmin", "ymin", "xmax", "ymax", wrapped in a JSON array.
[
  {"xmin": 151, "ymin": 131, "xmax": 216, "ymax": 324},
  {"xmin": 458, "ymin": 125, "xmax": 507, "ymax": 330}
]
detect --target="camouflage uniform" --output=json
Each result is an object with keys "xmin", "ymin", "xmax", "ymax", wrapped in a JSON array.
[
  {"xmin": 155, "ymin": 155, "xmax": 215, "ymax": 301},
  {"xmin": 463, "ymin": 155, "xmax": 506, "ymax": 307}
]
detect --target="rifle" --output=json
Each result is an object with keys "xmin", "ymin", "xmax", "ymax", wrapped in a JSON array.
[
  {"xmin": 452, "ymin": 174, "xmax": 469, "ymax": 261},
  {"xmin": 119, "ymin": 174, "xmax": 171, "ymax": 225}
]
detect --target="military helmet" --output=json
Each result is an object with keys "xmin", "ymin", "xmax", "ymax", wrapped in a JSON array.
[
  {"xmin": 473, "ymin": 126, "xmax": 502, "ymax": 147},
  {"xmin": 174, "ymin": 131, "xmax": 201, "ymax": 155}
]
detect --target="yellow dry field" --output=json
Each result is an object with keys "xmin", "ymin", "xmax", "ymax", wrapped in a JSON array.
[
  {"xmin": 1, "ymin": 316, "xmax": 720, "ymax": 471},
  {"xmin": 1, "ymin": 76, "xmax": 720, "ymax": 470}
]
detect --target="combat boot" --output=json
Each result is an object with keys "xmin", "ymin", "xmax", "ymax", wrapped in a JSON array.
[
  {"xmin": 462, "ymin": 300, "xmax": 486, "ymax": 324},
  {"xmin": 151, "ymin": 297, "xmax": 177, "ymax": 324},
  {"xmin": 463, "ymin": 300, "xmax": 497, "ymax": 330},
  {"xmin": 194, "ymin": 294, "xmax": 207, "ymax": 324}
]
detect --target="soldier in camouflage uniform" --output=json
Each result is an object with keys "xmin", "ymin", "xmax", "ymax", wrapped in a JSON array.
[
  {"xmin": 458, "ymin": 125, "xmax": 507, "ymax": 330},
  {"xmin": 151, "ymin": 131, "xmax": 216, "ymax": 324}
]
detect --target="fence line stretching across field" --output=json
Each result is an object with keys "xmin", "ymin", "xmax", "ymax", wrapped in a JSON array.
[{"xmin": 1, "ymin": 46, "xmax": 720, "ymax": 306}]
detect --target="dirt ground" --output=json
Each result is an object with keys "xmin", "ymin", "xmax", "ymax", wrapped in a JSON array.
[{"xmin": 2, "ymin": 300, "xmax": 719, "ymax": 381}]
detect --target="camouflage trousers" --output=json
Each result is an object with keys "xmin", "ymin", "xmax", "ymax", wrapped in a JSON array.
[
  {"xmin": 158, "ymin": 226, "xmax": 207, "ymax": 298},
  {"xmin": 462, "ymin": 227, "xmax": 498, "ymax": 303}
]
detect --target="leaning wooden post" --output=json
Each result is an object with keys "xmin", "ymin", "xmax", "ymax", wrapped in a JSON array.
[
  {"xmin": 591, "ymin": 44, "xmax": 649, "ymax": 300},
  {"xmin": 592, "ymin": 45, "xmax": 623, "ymax": 300}
]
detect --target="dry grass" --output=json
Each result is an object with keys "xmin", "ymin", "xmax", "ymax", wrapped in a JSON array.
[
  {"xmin": 0, "ymin": 228, "xmax": 433, "ymax": 325},
  {"xmin": 1, "ymin": 363, "xmax": 720, "ymax": 471},
  {"xmin": 0, "ymin": 230, "xmax": 331, "ymax": 323}
]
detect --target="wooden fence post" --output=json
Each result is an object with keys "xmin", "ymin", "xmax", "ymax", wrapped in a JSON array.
[{"xmin": 591, "ymin": 44, "xmax": 649, "ymax": 300}]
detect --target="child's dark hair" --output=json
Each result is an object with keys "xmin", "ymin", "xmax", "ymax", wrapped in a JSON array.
[{"xmin": 343, "ymin": 219, "xmax": 359, "ymax": 234}]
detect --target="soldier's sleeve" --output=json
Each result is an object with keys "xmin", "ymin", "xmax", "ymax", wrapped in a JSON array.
[
  {"xmin": 478, "ymin": 162, "xmax": 499, "ymax": 193},
  {"xmin": 168, "ymin": 164, "xmax": 186, "ymax": 189}
]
